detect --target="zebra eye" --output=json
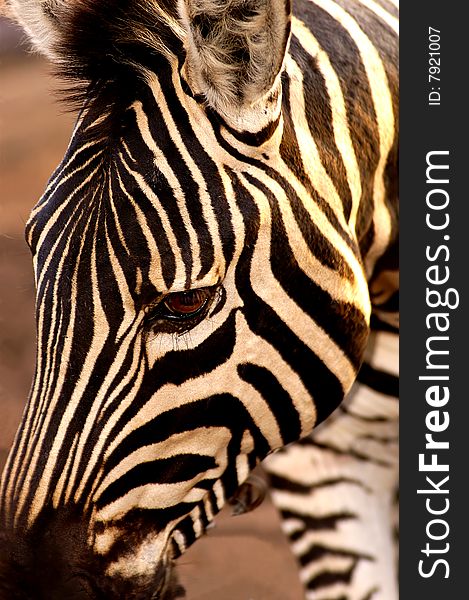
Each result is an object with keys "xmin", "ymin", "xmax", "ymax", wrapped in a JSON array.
[
  {"xmin": 163, "ymin": 289, "xmax": 210, "ymax": 318},
  {"xmin": 145, "ymin": 286, "xmax": 218, "ymax": 334}
]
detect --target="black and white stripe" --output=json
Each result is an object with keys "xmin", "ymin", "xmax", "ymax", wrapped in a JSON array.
[
  {"xmin": 0, "ymin": 0, "xmax": 398, "ymax": 598},
  {"xmin": 265, "ymin": 325, "xmax": 399, "ymax": 598}
]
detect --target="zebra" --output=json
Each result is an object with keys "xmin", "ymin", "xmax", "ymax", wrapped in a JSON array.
[{"xmin": 0, "ymin": 0, "xmax": 398, "ymax": 598}]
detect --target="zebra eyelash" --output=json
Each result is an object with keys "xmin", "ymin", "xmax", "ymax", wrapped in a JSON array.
[{"xmin": 143, "ymin": 285, "xmax": 221, "ymax": 335}]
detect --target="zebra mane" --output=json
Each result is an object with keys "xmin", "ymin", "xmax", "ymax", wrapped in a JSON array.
[
  {"xmin": 7, "ymin": 0, "xmax": 291, "ymax": 131},
  {"xmin": 19, "ymin": 1, "xmax": 186, "ymax": 108}
]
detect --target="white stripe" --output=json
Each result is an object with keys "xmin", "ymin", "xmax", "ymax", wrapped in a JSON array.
[
  {"xmin": 131, "ymin": 101, "xmax": 187, "ymax": 288},
  {"xmin": 94, "ymin": 427, "xmax": 231, "ymax": 501},
  {"xmin": 114, "ymin": 151, "xmax": 165, "ymax": 290},
  {"xmin": 13, "ymin": 197, "xmax": 97, "ymax": 518},
  {"xmin": 155, "ymin": 65, "xmax": 229, "ymax": 284},
  {"xmin": 357, "ymin": 0, "xmax": 399, "ymax": 34},
  {"xmin": 27, "ymin": 219, "xmax": 110, "ymax": 524},
  {"xmin": 28, "ymin": 139, "xmax": 105, "ymax": 221},
  {"xmin": 283, "ymin": 54, "xmax": 351, "ymax": 233},
  {"xmin": 312, "ymin": 0, "xmax": 396, "ymax": 275},
  {"xmin": 240, "ymin": 173, "xmax": 360, "ymax": 396},
  {"xmin": 290, "ymin": 19, "xmax": 363, "ymax": 232},
  {"xmin": 145, "ymin": 72, "xmax": 203, "ymax": 283},
  {"xmin": 78, "ymin": 332, "xmax": 146, "ymax": 505}
]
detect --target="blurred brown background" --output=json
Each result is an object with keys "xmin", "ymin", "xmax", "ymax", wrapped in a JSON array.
[{"xmin": 0, "ymin": 15, "xmax": 302, "ymax": 599}]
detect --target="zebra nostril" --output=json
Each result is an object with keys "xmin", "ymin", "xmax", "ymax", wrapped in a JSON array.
[{"xmin": 228, "ymin": 474, "xmax": 268, "ymax": 516}]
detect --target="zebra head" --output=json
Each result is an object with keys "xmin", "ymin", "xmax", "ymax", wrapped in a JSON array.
[{"xmin": 0, "ymin": 0, "xmax": 376, "ymax": 598}]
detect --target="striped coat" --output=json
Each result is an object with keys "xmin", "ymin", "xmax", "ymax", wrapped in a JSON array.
[{"xmin": 0, "ymin": 0, "xmax": 398, "ymax": 598}]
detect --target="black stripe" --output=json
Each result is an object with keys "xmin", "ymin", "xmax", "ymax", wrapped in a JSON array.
[
  {"xmin": 68, "ymin": 342, "xmax": 147, "ymax": 502},
  {"xmin": 357, "ymin": 362, "xmax": 399, "ymax": 397},
  {"xmin": 298, "ymin": 438, "xmax": 393, "ymax": 467},
  {"xmin": 11, "ymin": 200, "xmax": 101, "ymax": 514},
  {"xmin": 156, "ymin": 61, "xmax": 236, "ymax": 273},
  {"xmin": 230, "ymin": 170, "xmax": 347, "ymax": 425},
  {"xmin": 205, "ymin": 109, "xmax": 360, "ymax": 256},
  {"xmin": 244, "ymin": 171, "xmax": 368, "ymax": 369},
  {"xmin": 370, "ymin": 313, "xmax": 399, "ymax": 334},
  {"xmin": 299, "ymin": 543, "xmax": 374, "ymax": 567},
  {"xmin": 284, "ymin": 39, "xmax": 353, "ymax": 221},
  {"xmin": 332, "ymin": 0, "xmax": 399, "ymax": 231},
  {"xmin": 104, "ymin": 395, "xmax": 270, "ymax": 480},
  {"xmin": 120, "ymin": 105, "xmax": 187, "ymax": 289},
  {"xmin": 246, "ymin": 164, "xmax": 356, "ymax": 277},
  {"xmin": 96, "ymin": 454, "xmax": 216, "ymax": 509},
  {"xmin": 88, "ymin": 311, "xmax": 238, "ymax": 492},
  {"xmin": 27, "ymin": 141, "xmax": 104, "ymax": 255},
  {"xmin": 294, "ymin": 0, "xmax": 382, "ymax": 250},
  {"xmin": 269, "ymin": 473, "xmax": 372, "ymax": 495},
  {"xmin": 216, "ymin": 111, "xmax": 281, "ymax": 147},
  {"xmin": 369, "ymin": 0, "xmax": 398, "ymax": 17},
  {"xmin": 237, "ymin": 364, "xmax": 302, "ymax": 445},
  {"xmin": 281, "ymin": 509, "xmax": 356, "ymax": 533},
  {"xmin": 306, "ymin": 563, "xmax": 355, "ymax": 591},
  {"xmin": 107, "ymin": 504, "xmax": 199, "ymax": 550}
]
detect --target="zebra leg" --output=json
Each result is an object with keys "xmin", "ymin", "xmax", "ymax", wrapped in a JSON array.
[{"xmin": 263, "ymin": 329, "xmax": 399, "ymax": 600}]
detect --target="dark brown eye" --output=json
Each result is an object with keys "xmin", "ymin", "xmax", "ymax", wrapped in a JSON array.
[
  {"xmin": 144, "ymin": 286, "xmax": 219, "ymax": 334},
  {"xmin": 144, "ymin": 285, "xmax": 220, "ymax": 335},
  {"xmin": 163, "ymin": 289, "xmax": 209, "ymax": 317}
]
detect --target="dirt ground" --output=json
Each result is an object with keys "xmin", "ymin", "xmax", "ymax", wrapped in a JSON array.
[{"xmin": 0, "ymin": 31, "xmax": 304, "ymax": 600}]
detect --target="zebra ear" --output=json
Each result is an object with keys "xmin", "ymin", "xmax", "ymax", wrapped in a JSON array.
[
  {"xmin": 5, "ymin": 1, "xmax": 70, "ymax": 59},
  {"xmin": 179, "ymin": 0, "xmax": 291, "ymax": 120}
]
